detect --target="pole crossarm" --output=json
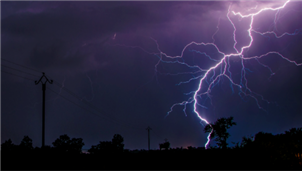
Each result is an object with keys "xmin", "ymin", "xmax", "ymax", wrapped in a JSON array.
[{"xmin": 35, "ymin": 72, "xmax": 53, "ymax": 85}]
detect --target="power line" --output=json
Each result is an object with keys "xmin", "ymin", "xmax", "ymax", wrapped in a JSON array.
[
  {"xmin": 51, "ymin": 80, "xmax": 145, "ymax": 130},
  {"xmin": 3, "ymin": 67, "xmax": 168, "ymax": 147},
  {"xmin": 1, "ymin": 64, "xmax": 40, "ymax": 77},
  {"xmin": 52, "ymin": 81, "xmax": 84, "ymax": 101},
  {"xmin": 2, "ymin": 66, "xmax": 143, "ymax": 131},
  {"xmin": 152, "ymin": 129, "xmax": 165, "ymax": 141},
  {"xmin": 1, "ymin": 63, "xmax": 146, "ymax": 132},
  {"xmin": 1, "ymin": 58, "xmax": 41, "ymax": 73},
  {"xmin": 1, "ymin": 70, "xmax": 36, "ymax": 81},
  {"xmin": 46, "ymin": 87, "xmax": 144, "ymax": 132},
  {"xmin": 3, "ymin": 67, "xmax": 162, "ymax": 149},
  {"xmin": 1, "ymin": 64, "xmax": 101, "ymax": 117},
  {"xmin": 49, "ymin": 77, "xmax": 168, "ymax": 136},
  {"xmin": 51, "ymin": 81, "xmax": 119, "ymax": 120},
  {"xmin": 46, "ymin": 87, "xmax": 114, "ymax": 121},
  {"xmin": 1, "ymin": 63, "xmax": 120, "ymax": 125}
]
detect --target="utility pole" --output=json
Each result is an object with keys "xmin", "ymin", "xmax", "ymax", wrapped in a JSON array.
[
  {"xmin": 146, "ymin": 126, "xmax": 152, "ymax": 151},
  {"xmin": 35, "ymin": 72, "xmax": 53, "ymax": 148}
]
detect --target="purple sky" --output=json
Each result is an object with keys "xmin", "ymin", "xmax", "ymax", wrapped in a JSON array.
[{"xmin": 2, "ymin": 1, "xmax": 302, "ymax": 150}]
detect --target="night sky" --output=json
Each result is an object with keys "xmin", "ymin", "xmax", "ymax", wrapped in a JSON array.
[{"xmin": 2, "ymin": 1, "xmax": 302, "ymax": 151}]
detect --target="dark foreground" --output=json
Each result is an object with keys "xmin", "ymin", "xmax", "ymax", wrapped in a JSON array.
[{"xmin": 2, "ymin": 149, "xmax": 302, "ymax": 170}]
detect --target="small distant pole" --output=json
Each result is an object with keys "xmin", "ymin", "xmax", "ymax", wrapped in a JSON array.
[
  {"xmin": 146, "ymin": 126, "xmax": 152, "ymax": 151},
  {"xmin": 35, "ymin": 72, "xmax": 53, "ymax": 148}
]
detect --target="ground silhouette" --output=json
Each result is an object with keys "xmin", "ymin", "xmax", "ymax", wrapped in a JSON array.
[{"xmin": 2, "ymin": 118, "xmax": 302, "ymax": 170}]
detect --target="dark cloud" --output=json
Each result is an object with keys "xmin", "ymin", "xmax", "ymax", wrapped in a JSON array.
[{"xmin": 2, "ymin": 1, "xmax": 188, "ymax": 75}]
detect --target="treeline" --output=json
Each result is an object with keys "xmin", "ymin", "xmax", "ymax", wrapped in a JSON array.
[
  {"xmin": 1, "ymin": 117, "xmax": 302, "ymax": 169},
  {"xmin": 1, "ymin": 133, "xmax": 124, "ymax": 155}
]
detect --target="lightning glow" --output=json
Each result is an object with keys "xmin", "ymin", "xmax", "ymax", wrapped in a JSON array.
[
  {"xmin": 160, "ymin": 0, "xmax": 301, "ymax": 149},
  {"xmin": 110, "ymin": 0, "xmax": 302, "ymax": 149}
]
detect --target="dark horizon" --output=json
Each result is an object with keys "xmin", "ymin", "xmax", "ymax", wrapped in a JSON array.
[{"xmin": 2, "ymin": 126, "xmax": 302, "ymax": 170}]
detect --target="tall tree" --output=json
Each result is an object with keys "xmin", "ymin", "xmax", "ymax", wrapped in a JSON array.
[
  {"xmin": 19, "ymin": 136, "xmax": 33, "ymax": 151},
  {"xmin": 204, "ymin": 116, "xmax": 236, "ymax": 149},
  {"xmin": 69, "ymin": 138, "xmax": 85, "ymax": 154},
  {"xmin": 52, "ymin": 134, "xmax": 70, "ymax": 153},
  {"xmin": 112, "ymin": 134, "xmax": 124, "ymax": 152}
]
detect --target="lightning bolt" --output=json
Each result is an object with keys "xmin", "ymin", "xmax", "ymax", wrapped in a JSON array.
[
  {"xmin": 110, "ymin": 0, "xmax": 301, "ymax": 149},
  {"xmin": 162, "ymin": 0, "xmax": 300, "ymax": 149}
]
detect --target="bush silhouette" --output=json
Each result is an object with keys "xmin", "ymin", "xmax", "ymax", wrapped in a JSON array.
[{"xmin": 88, "ymin": 134, "xmax": 124, "ymax": 154}]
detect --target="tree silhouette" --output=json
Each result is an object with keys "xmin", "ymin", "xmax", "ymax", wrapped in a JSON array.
[
  {"xmin": 52, "ymin": 134, "xmax": 70, "ymax": 153},
  {"xmin": 204, "ymin": 116, "xmax": 236, "ymax": 149},
  {"xmin": 69, "ymin": 138, "xmax": 85, "ymax": 154},
  {"xmin": 231, "ymin": 141, "xmax": 240, "ymax": 149},
  {"xmin": 112, "ymin": 134, "xmax": 124, "ymax": 152},
  {"xmin": 283, "ymin": 127, "xmax": 302, "ymax": 165},
  {"xmin": 285, "ymin": 127, "xmax": 302, "ymax": 146},
  {"xmin": 240, "ymin": 135, "xmax": 254, "ymax": 149},
  {"xmin": 99, "ymin": 141, "xmax": 113, "ymax": 152},
  {"xmin": 254, "ymin": 131, "xmax": 274, "ymax": 148},
  {"xmin": 52, "ymin": 134, "xmax": 84, "ymax": 154},
  {"xmin": 19, "ymin": 136, "xmax": 33, "ymax": 151},
  {"xmin": 88, "ymin": 141, "xmax": 114, "ymax": 154},
  {"xmin": 1, "ymin": 139, "xmax": 17, "ymax": 151},
  {"xmin": 187, "ymin": 146, "xmax": 194, "ymax": 150},
  {"xmin": 88, "ymin": 134, "xmax": 124, "ymax": 154},
  {"xmin": 88, "ymin": 145, "xmax": 98, "ymax": 154}
]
